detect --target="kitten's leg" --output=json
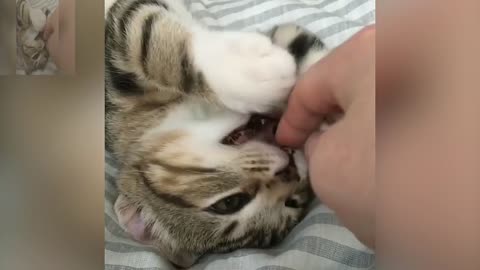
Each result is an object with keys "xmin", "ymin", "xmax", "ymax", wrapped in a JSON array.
[
  {"xmin": 106, "ymin": 0, "xmax": 297, "ymax": 114},
  {"xmin": 105, "ymin": 0, "xmax": 191, "ymax": 97}
]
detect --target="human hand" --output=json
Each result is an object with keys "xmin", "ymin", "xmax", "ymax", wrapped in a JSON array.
[
  {"xmin": 41, "ymin": 0, "xmax": 75, "ymax": 74},
  {"xmin": 42, "ymin": 8, "xmax": 57, "ymax": 42},
  {"xmin": 276, "ymin": 25, "xmax": 375, "ymax": 248}
]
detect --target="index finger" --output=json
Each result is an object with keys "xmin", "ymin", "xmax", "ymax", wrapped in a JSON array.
[
  {"xmin": 275, "ymin": 66, "xmax": 335, "ymax": 147},
  {"xmin": 276, "ymin": 25, "xmax": 376, "ymax": 147}
]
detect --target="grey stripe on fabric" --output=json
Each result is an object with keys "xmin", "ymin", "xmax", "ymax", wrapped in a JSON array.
[
  {"xmin": 105, "ymin": 212, "xmax": 131, "ymax": 239},
  {"xmin": 193, "ymin": 0, "xmax": 370, "ymax": 30},
  {"xmin": 353, "ymin": 9, "xmax": 376, "ymax": 25},
  {"xmin": 189, "ymin": 0, "xmax": 340, "ymax": 11},
  {"xmin": 105, "ymin": 265, "xmax": 167, "ymax": 270},
  {"xmin": 187, "ymin": 0, "xmax": 258, "ymax": 9},
  {"xmin": 106, "ymin": 241, "xmax": 160, "ymax": 254},
  {"xmin": 226, "ymin": 10, "xmax": 368, "ymax": 32},
  {"xmin": 227, "ymin": 0, "xmax": 369, "ymax": 26},
  {"xmin": 106, "ymin": 170, "xmax": 117, "ymax": 186},
  {"xmin": 192, "ymin": 236, "xmax": 375, "ymax": 269},
  {"xmin": 286, "ymin": 212, "xmax": 341, "ymax": 237},
  {"xmin": 257, "ymin": 266, "xmax": 296, "ymax": 270},
  {"xmin": 105, "ymin": 188, "xmax": 118, "ymax": 203},
  {"xmin": 106, "ymin": 154, "xmax": 118, "ymax": 167},
  {"xmin": 106, "ymin": 174, "xmax": 117, "ymax": 189},
  {"xmin": 251, "ymin": 11, "xmax": 370, "ymax": 38},
  {"xmin": 314, "ymin": 10, "xmax": 375, "ymax": 37},
  {"xmin": 29, "ymin": 0, "xmax": 58, "ymax": 9},
  {"xmin": 189, "ymin": 0, "xmax": 344, "ymax": 20}
]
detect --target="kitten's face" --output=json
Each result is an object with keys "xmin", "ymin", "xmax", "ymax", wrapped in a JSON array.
[
  {"xmin": 22, "ymin": 37, "xmax": 48, "ymax": 73},
  {"xmin": 115, "ymin": 115, "xmax": 313, "ymax": 267}
]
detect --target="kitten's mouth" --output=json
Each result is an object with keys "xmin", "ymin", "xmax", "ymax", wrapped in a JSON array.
[{"xmin": 221, "ymin": 114, "xmax": 282, "ymax": 146}]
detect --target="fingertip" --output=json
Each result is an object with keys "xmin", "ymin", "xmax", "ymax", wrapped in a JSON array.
[{"xmin": 275, "ymin": 118, "xmax": 307, "ymax": 148}]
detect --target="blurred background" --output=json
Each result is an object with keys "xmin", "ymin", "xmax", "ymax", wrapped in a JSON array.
[
  {"xmin": 0, "ymin": 0, "xmax": 479, "ymax": 270},
  {"xmin": 0, "ymin": 1, "xmax": 16, "ymax": 75},
  {"xmin": 0, "ymin": 0, "xmax": 103, "ymax": 269}
]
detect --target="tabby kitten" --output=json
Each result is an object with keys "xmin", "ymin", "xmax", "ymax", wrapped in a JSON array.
[
  {"xmin": 105, "ymin": 0, "xmax": 329, "ymax": 267},
  {"xmin": 16, "ymin": 0, "xmax": 49, "ymax": 75}
]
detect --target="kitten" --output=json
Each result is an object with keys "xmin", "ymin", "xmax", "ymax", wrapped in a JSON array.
[
  {"xmin": 16, "ymin": 0, "xmax": 49, "ymax": 75},
  {"xmin": 105, "ymin": 0, "xmax": 329, "ymax": 267}
]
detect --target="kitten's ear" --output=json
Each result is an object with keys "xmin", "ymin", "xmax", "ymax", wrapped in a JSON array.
[
  {"xmin": 114, "ymin": 195, "xmax": 201, "ymax": 268},
  {"xmin": 114, "ymin": 194, "xmax": 152, "ymax": 243}
]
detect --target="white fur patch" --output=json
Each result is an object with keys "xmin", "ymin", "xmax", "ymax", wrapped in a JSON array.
[
  {"xmin": 191, "ymin": 29, "xmax": 297, "ymax": 114},
  {"xmin": 104, "ymin": 0, "xmax": 117, "ymax": 17},
  {"xmin": 29, "ymin": 8, "xmax": 46, "ymax": 32}
]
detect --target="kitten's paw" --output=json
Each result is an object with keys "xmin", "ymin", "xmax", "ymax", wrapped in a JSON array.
[
  {"xmin": 270, "ymin": 24, "xmax": 329, "ymax": 74},
  {"xmin": 192, "ymin": 30, "xmax": 296, "ymax": 114},
  {"xmin": 29, "ymin": 8, "xmax": 47, "ymax": 32}
]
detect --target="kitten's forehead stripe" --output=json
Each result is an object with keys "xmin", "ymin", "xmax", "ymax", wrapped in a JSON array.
[
  {"xmin": 149, "ymin": 158, "xmax": 218, "ymax": 174},
  {"xmin": 246, "ymin": 167, "xmax": 269, "ymax": 172},
  {"xmin": 137, "ymin": 165, "xmax": 194, "ymax": 208}
]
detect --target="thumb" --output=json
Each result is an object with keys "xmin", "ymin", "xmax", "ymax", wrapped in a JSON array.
[{"xmin": 43, "ymin": 23, "xmax": 53, "ymax": 41}]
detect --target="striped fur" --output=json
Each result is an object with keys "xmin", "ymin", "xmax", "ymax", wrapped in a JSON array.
[
  {"xmin": 16, "ymin": 0, "xmax": 31, "ymax": 29},
  {"xmin": 105, "ymin": 0, "xmax": 328, "ymax": 267}
]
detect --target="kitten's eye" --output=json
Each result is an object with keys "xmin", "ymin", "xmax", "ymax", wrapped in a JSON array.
[
  {"xmin": 32, "ymin": 53, "xmax": 39, "ymax": 60},
  {"xmin": 207, "ymin": 193, "xmax": 251, "ymax": 215}
]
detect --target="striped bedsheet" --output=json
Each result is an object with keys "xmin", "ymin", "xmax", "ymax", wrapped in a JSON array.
[
  {"xmin": 28, "ymin": 0, "xmax": 58, "ymax": 10},
  {"xmin": 105, "ymin": 0, "xmax": 376, "ymax": 269}
]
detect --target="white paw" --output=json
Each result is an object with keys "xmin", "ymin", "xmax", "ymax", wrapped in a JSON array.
[
  {"xmin": 192, "ymin": 30, "xmax": 296, "ymax": 114},
  {"xmin": 30, "ymin": 8, "xmax": 47, "ymax": 32}
]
